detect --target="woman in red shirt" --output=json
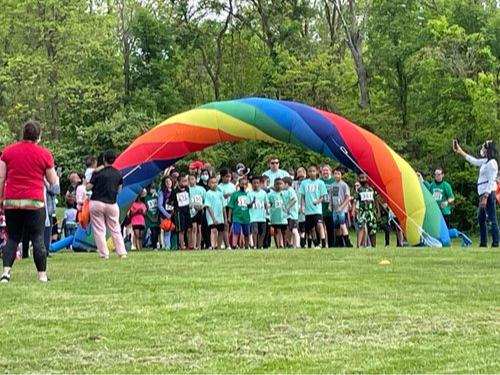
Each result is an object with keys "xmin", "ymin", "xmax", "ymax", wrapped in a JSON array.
[{"xmin": 0, "ymin": 122, "xmax": 58, "ymax": 283}]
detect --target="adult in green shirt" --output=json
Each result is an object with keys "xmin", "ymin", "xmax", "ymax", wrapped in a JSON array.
[
  {"xmin": 227, "ymin": 177, "xmax": 251, "ymax": 249},
  {"xmin": 268, "ymin": 178, "xmax": 287, "ymax": 248},
  {"xmin": 298, "ymin": 165, "xmax": 328, "ymax": 248},
  {"xmin": 144, "ymin": 182, "xmax": 160, "ymax": 250},
  {"xmin": 429, "ymin": 168, "xmax": 455, "ymax": 226},
  {"xmin": 320, "ymin": 165, "xmax": 335, "ymax": 247}
]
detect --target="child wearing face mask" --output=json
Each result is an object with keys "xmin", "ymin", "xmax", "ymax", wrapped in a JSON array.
[{"xmin": 198, "ymin": 169, "xmax": 211, "ymax": 191}]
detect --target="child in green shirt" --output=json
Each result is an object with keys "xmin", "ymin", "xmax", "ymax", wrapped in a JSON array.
[{"xmin": 228, "ymin": 176, "xmax": 251, "ymax": 249}]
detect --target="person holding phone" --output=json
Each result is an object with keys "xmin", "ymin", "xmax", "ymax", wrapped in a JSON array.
[{"xmin": 455, "ymin": 140, "xmax": 499, "ymax": 247}]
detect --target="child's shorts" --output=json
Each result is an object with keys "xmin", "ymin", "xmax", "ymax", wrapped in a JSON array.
[
  {"xmin": 233, "ymin": 222, "xmax": 251, "ymax": 236},
  {"xmin": 174, "ymin": 210, "xmax": 192, "ymax": 233},
  {"xmin": 192, "ymin": 210, "xmax": 203, "ymax": 225},
  {"xmin": 209, "ymin": 223, "xmax": 225, "ymax": 232},
  {"xmin": 272, "ymin": 224, "xmax": 287, "ymax": 232},
  {"xmin": 333, "ymin": 211, "xmax": 347, "ymax": 228},
  {"xmin": 251, "ymin": 222, "xmax": 267, "ymax": 235},
  {"xmin": 305, "ymin": 214, "xmax": 323, "ymax": 232},
  {"xmin": 287, "ymin": 219, "xmax": 298, "ymax": 230}
]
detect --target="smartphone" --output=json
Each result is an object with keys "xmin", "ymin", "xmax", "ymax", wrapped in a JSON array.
[
  {"xmin": 452, "ymin": 139, "xmax": 459, "ymax": 151},
  {"xmin": 56, "ymin": 166, "xmax": 63, "ymax": 178}
]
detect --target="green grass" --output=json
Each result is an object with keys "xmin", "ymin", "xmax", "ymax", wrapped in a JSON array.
[{"xmin": 1, "ymin": 247, "xmax": 500, "ymax": 374}]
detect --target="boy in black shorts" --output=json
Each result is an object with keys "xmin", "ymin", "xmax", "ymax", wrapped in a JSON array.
[{"xmin": 168, "ymin": 175, "xmax": 192, "ymax": 250}]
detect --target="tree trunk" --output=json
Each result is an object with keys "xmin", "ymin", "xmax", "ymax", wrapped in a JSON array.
[
  {"xmin": 352, "ymin": 42, "xmax": 370, "ymax": 109},
  {"xmin": 335, "ymin": 0, "xmax": 371, "ymax": 109}
]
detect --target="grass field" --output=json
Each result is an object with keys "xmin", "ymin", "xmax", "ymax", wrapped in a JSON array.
[{"xmin": 1, "ymin": 247, "xmax": 500, "ymax": 374}]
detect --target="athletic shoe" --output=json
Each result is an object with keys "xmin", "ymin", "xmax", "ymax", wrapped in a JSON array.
[
  {"xmin": 120, "ymin": 254, "xmax": 127, "ymax": 259},
  {"xmin": 314, "ymin": 246, "xmax": 321, "ymax": 250},
  {"xmin": 0, "ymin": 273, "xmax": 10, "ymax": 283},
  {"xmin": 39, "ymin": 276, "xmax": 49, "ymax": 283}
]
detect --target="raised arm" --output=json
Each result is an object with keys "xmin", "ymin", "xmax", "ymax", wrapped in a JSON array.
[{"xmin": 455, "ymin": 144, "xmax": 485, "ymax": 167}]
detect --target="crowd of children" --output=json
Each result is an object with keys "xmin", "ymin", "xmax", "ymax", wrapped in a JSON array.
[
  {"xmin": 3, "ymin": 155, "xmax": 404, "ymax": 254},
  {"xmin": 123, "ymin": 158, "xmax": 406, "ymax": 251}
]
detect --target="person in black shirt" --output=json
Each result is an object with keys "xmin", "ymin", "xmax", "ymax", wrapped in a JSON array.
[
  {"xmin": 86, "ymin": 149, "xmax": 127, "ymax": 259},
  {"xmin": 168, "ymin": 174, "xmax": 191, "ymax": 249}
]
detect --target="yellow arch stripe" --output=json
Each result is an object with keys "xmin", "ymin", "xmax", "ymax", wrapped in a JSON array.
[
  {"xmin": 154, "ymin": 108, "xmax": 278, "ymax": 143},
  {"xmin": 388, "ymin": 148, "xmax": 425, "ymax": 244}
]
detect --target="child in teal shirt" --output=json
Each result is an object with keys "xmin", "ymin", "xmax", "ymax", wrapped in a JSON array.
[
  {"xmin": 268, "ymin": 178, "xmax": 287, "ymax": 248},
  {"xmin": 247, "ymin": 176, "xmax": 269, "ymax": 249},
  {"xmin": 282, "ymin": 177, "xmax": 300, "ymax": 248},
  {"xmin": 205, "ymin": 177, "xmax": 227, "ymax": 249},
  {"xmin": 298, "ymin": 165, "xmax": 328, "ymax": 248},
  {"xmin": 189, "ymin": 174, "xmax": 206, "ymax": 250}
]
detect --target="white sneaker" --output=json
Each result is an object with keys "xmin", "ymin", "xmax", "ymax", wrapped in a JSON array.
[
  {"xmin": 120, "ymin": 254, "xmax": 127, "ymax": 259},
  {"xmin": 0, "ymin": 273, "xmax": 10, "ymax": 283},
  {"xmin": 39, "ymin": 276, "xmax": 48, "ymax": 283}
]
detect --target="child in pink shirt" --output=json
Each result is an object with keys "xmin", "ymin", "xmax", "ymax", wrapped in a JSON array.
[{"xmin": 129, "ymin": 195, "xmax": 147, "ymax": 251}]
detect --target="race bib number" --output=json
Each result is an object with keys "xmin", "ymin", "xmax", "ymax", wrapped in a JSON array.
[
  {"xmin": 306, "ymin": 184, "xmax": 318, "ymax": 193},
  {"xmin": 254, "ymin": 200, "xmax": 264, "ymax": 209},
  {"xmin": 165, "ymin": 204, "xmax": 174, "ymax": 211},
  {"xmin": 433, "ymin": 190, "xmax": 443, "ymax": 201},
  {"xmin": 177, "ymin": 192, "xmax": 190, "ymax": 207},
  {"xmin": 238, "ymin": 196, "xmax": 247, "ymax": 207},
  {"xmin": 192, "ymin": 195, "xmax": 203, "ymax": 204},
  {"xmin": 147, "ymin": 200, "xmax": 158, "ymax": 210},
  {"xmin": 360, "ymin": 191, "xmax": 374, "ymax": 202},
  {"xmin": 275, "ymin": 199, "xmax": 283, "ymax": 208}
]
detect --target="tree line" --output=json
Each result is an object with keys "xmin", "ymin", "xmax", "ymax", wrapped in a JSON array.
[{"xmin": 0, "ymin": 0, "xmax": 498, "ymax": 231}]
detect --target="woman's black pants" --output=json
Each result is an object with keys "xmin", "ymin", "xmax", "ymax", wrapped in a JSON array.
[{"xmin": 2, "ymin": 209, "xmax": 47, "ymax": 272}]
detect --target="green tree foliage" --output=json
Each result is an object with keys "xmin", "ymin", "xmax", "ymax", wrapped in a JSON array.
[{"xmin": 0, "ymin": 0, "xmax": 498, "ymax": 232}]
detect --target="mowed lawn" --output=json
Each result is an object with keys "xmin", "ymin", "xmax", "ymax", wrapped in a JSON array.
[{"xmin": 1, "ymin": 247, "xmax": 500, "ymax": 374}]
